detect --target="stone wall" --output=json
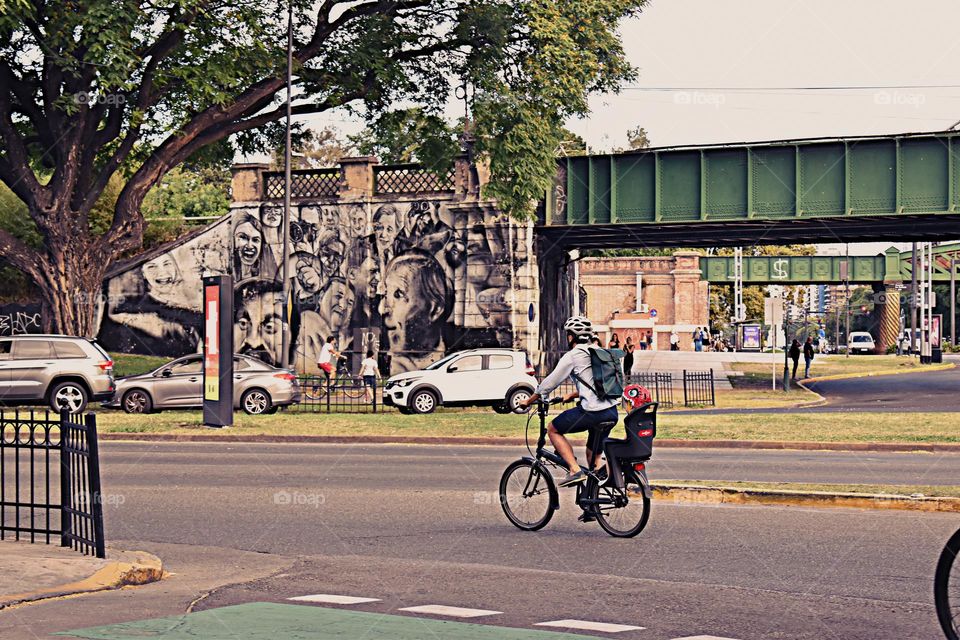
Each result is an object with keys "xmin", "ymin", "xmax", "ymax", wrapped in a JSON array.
[{"xmin": 97, "ymin": 157, "xmax": 539, "ymax": 374}]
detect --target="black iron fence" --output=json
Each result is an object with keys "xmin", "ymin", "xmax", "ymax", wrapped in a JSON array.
[
  {"xmin": 0, "ymin": 410, "xmax": 105, "ymax": 558},
  {"xmin": 551, "ymin": 373, "xmax": 675, "ymax": 409},
  {"xmin": 683, "ymin": 369, "xmax": 716, "ymax": 407},
  {"xmin": 291, "ymin": 376, "xmax": 397, "ymax": 414}
]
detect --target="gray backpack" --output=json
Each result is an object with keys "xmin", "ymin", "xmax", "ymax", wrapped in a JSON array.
[{"xmin": 571, "ymin": 346, "xmax": 624, "ymax": 401}]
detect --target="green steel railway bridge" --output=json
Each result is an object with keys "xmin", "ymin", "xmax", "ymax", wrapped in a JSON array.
[{"xmin": 535, "ymin": 130, "xmax": 960, "ymax": 353}]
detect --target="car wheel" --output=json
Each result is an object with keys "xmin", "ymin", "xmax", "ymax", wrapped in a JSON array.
[
  {"xmin": 241, "ymin": 388, "xmax": 272, "ymax": 415},
  {"xmin": 506, "ymin": 388, "xmax": 532, "ymax": 413},
  {"xmin": 49, "ymin": 381, "xmax": 88, "ymax": 414},
  {"xmin": 409, "ymin": 389, "xmax": 438, "ymax": 414},
  {"xmin": 122, "ymin": 389, "xmax": 153, "ymax": 414}
]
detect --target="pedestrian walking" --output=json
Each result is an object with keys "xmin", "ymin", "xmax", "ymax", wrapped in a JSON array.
[
  {"xmin": 670, "ymin": 330, "xmax": 679, "ymax": 351},
  {"xmin": 803, "ymin": 337, "xmax": 815, "ymax": 378},
  {"xmin": 817, "ymin": 326, "xmax": 827, "ymax": 354},
  {"xmin": 623, "ymin": 336, "xmax": 635, "ymax": 379},
  {"xmin": 359, "ymin": 350, "xmax": 380, "ymax": 403},
  {"xmin": 789, "ymin": 339, "xmax": 801, "ymax": 379},
  {"xmin": 693, "ymin": 327, "xmax": 703, "ymax": 352},
  {"xmin": 646, "ymin": 332, "xmax": 653, "ymax": 350}
]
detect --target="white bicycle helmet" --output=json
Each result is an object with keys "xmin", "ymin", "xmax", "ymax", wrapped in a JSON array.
[{"xmin": 563, "ymin": 315, "xmax": 593, "ymax": 342}]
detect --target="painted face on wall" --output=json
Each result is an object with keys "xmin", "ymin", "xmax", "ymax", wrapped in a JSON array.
[
  {"xmin": 261, "ymin": 205, "xmax": 283, "ymax": 228},
  {"xmin": 142, "ymin": 256, "xmax": 181, "ymax": 297},
  {"xmin": 234, "ymin": 221, "xmax": 263, "ymax": 267},
  {"xmin": 318, "ymin": 241, "xmax": 345, "ymax": 279},
  {"xmin": 379, "ymin": 253, "xmax": 449, "ymax": 352},
  {"xmin": 373, "ymin": 205, "xmax": 399, "ymax": 252},
  {"xmin": 320, "ymin": 279, "xmax": 356, "ymax": 334},
  {"xmin": 235, "ymin": 286, "xmax": 283, "ymax": 366},
  {"xmin": 320, "ymin": 207, "xmax": 340, "ymax": 231},
  {"xmin": 350, "ymin": 207, "xmax": 368, "ymax": 238}
]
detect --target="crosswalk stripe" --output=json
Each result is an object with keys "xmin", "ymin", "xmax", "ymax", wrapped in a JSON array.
[
  {"xmin": 535, "ymin": 619, "xmax": 645, "ymax": 633},
  {"xmin": 288, "ymin": 594, "xmax": 381, "ymax": 605},
  {"xmin": 671, "ymin": 636, "xmax": 742, "ymax": 640},
  {"xmin": 399, "ymin": 605, "xmax": 502, "ymax": 618}
]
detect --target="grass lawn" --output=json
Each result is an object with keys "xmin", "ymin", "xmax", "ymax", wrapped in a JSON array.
[
  {"xmin": 110, "ymin": 353, "xmax": 169, "ymax": 377},
  {"xmin": 731, "ymin": 354, "xmax": 935, "ymax": 380},
  {"xmin": 92, "ymin": 408, "xmax": 960, "ymax": 444},
  {"xmin": 656, "ymin": 480, "xmax": 960, "ymax": 498},
  {"xmin": 695, "ymin": 388, "xmax": 819, "ymax": 409}
]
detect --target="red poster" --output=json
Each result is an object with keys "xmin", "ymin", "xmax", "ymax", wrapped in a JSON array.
[{"xmin": 204, "ymin": 285, "xmax": 220, "ymax": 401}]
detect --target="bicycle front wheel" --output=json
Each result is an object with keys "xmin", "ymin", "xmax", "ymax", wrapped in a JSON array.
[
  {"xmin": 936, "ymin": 528, "xmax": 960, "ymax": 640},
  {"xmin": 590, "ymin": 479, "xmax": 651, "ymax": 538},
  {"xmin": 304, "ymin": 381, "xmax": 326, "ymax": 400},
  {"xmin": 499, "ymin": 460, "xmax": 555, "ymax": 531}
]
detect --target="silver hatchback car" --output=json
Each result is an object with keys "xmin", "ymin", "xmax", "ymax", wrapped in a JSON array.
[
  {"xmin": 106, "ymin": 354, "xmax": 300, "ymax": 415},
  {"xmin": 0, "ymin": 335, "xmax": 116, "ymax": 413}
]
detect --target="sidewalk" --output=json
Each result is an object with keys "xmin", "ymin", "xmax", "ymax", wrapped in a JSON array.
[
  {"xmin": 0, "ymin": 540, "xmax": 162, "ymax": 609},
  {"xmin": 629, "ymin": 351, "xmax": 740, "ymax": 388}
]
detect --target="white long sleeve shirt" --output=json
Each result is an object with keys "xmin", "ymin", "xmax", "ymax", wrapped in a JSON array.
[{"xmin": 535, "ymin": 346, "xmax": 618, "ymax": 412}]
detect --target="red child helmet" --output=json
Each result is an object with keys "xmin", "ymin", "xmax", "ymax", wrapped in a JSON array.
[{"xmin": 622, "ymin": 384, "xmax": 652, "ymax": 409}]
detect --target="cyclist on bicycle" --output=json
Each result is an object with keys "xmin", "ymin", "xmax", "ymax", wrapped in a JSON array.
[
  {"xmin": 316, "ymin": 336, "xmax": 341, "ymax": 382},
  {"xmin": 519, "ymin": 315, "xmax": 618, "ymax": 487}
]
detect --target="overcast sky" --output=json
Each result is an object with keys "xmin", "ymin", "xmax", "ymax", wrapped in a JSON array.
[{"xmin": 305, "ymin": 0, "xmax": 960, "ymax": 256}]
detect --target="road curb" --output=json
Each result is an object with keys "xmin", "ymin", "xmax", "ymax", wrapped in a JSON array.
[
  {"xmin": 654, "ymin": 483, "xmax": 960, "ymax": 513},
  {"xmin": 802, "ymin": 362, "xmax": 955, "ymax": 384},
  {"xmin": 0, "ymin": 550, "xmax": 164, "ymax": 609},
  {"xmin": 98, "ymin": 432, "xmax": 960, "ymax": 453}
]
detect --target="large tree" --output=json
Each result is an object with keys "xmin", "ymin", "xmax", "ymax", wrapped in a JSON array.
[{"xmin": 0, "ymin": 0, "xmax": 644, "ymax": 335}]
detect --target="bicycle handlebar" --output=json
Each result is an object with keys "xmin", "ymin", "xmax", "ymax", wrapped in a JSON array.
[{"xmin": 513, "ymin": 395, "xmax": 565, "ymax": 414}]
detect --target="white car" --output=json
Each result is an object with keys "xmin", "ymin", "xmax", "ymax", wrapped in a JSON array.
[
  {"xmin": 848, "ymin": 331, "xmax": 876, "ymax": 354},
  {"xmin": 383, "ymin": 348, "xmax": 538, "ymax": 414}
]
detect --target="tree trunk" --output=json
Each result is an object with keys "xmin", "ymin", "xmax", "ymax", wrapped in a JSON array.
[{"xmin": 33, "ymin": 227, "xmax": 112, "ymax": 339}]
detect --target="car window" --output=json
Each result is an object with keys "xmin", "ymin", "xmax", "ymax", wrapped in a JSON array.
[
  {"xmin": 488, "ymin": 355, "xmax": 514, "ymax": 370},
  {"xmin": 0, "ymin": 340, "xmax": 10, "ymax": 360},
  {"xmin": 450, "ymin": 355, "xmax": 483, "ymax": 372},
  {"xmin": 234, "ymin": 357, "xmax": 250, "ymax": 371},
  {"xmin": 852, "ymin": 335, "xmax": 870, "ymax": 343},
  {"xmin": 426, "ymin": 353, "xmax": 458, "ymax": 370},
  {"xmin": 12, "ymin": 340, "xmax": 53, "ymax": 359},
  {"xmin": 52, "ymin": 341, "xmax": 86, "ymax": 358},
  {"xmin": 170, "ymin": 357, "xmax": 202, "ymax": 374}
]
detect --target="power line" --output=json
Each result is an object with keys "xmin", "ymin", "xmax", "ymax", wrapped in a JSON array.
[{"xmin": 622, "ymin": 84, "xmax": 960, "ymax": 92}]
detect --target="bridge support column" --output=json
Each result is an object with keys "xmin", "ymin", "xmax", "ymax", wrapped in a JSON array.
[{"xmin": 877, "ymin": 282, "xmax": 902, "ymax": 354}]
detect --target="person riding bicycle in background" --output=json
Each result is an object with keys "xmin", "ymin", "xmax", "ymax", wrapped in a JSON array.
[
  {"xmin": 316, "ymin": 335, "xmax": 341, "ymax": 382},
  {"xmin": 519, "ymin": 315, "xmax": 619, "ymax": 487}
]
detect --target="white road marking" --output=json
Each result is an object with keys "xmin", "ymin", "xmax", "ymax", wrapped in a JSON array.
[
  {"xmin": 288, "ymin": 594, "xmax": 381, "ymax": 605},
  {"xmin": 535, "ymin": 619, "xmax": 645, "ymax": 633},
  {"xmin": 671, "ymin": 636, "xmax": 742, "ymax": 640},
  {"xmin": 399, "ymin": 605, "xmax": 502, "ymax": 618}
]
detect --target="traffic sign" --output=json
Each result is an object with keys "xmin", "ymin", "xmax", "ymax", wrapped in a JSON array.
[{"xmin": 650, "ymin": 309, "xmax": 658, "ymax": 318}]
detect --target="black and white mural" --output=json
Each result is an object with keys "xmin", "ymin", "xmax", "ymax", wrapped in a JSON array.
[{"xmin": 99, "ymin": 197, "xmax": 533, "ymax": 374}]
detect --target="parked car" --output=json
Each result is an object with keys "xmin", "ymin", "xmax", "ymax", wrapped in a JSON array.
[
  {"xmin": 105, "ymin": 354, "xmax": 299, "ymax": 415},
  {"xmin": 0, "ymin": 335, "xmax": 115, "ymax": 413},
  {"xmin": 383, "ymin": 348, "xmax": 538, "ymax": 414},
  {"xmin": 848, "ymin": 331, "xmax": 876, "ymax": 354}
]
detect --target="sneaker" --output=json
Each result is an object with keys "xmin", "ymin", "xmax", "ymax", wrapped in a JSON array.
[
  {"xmin": 578, "ymin": 510, "xmax": 596, "ymax": 523},
  {"xmin": 558, "ymin": 469, "xmax": 588, "ymax": 487}
]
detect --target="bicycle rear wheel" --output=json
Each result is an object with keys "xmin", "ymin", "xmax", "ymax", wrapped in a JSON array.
[
  {"xmin": 304, "ymin": 380, "xmax": 326, "ymax": 400},
  {"xmin": 340, "ymin": 377, "xmax": 366, "ymax": 399},
  {"xmin": 936, "ymin": 528, "xmax": 960, "ymax": 640},
  {"xmin": 499, "ymin": 460, "xmax": 555, "ymax": 531},
  {"xmin": 589, "ymin": 478, "xmax": 650, "ymax": 538}
]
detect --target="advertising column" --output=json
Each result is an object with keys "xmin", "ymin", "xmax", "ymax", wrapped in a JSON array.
[{"xmin": 203, "ymin": 276, "xmax": 234, "ymax": 427}]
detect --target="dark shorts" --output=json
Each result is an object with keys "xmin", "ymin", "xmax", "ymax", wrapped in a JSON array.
[
  {"xmin": 363, "ymin": 375, "xmax": 376, "ymax": 388},
  {"xmin": 552, "ymin": 405, "xmax": 619, "ymax": 452}
]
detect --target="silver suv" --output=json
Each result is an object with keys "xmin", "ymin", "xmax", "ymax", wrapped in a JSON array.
[{"xmin": 0, "ymin": 335, "xmax": 116, "ymax": 413}]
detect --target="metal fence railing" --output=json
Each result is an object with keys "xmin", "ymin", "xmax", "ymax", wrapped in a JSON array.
[
  {"xmin": 290, "ymin": 376, "xmax": 397, "ymax": 414},
  {"xmin": 549, "ymin": 373, "xmax": 675, "ymax": 409},
  {"xmin": 1, "ymin": 410, "xmax": 106, "ymax": 558},
  {"xmin": 682, "ymin": 369, "xmax": 716, "ymax": 407}
]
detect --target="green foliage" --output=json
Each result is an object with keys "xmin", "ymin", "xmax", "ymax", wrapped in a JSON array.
[
  {"xmin": 139, "ymin": 167, "xmax": 230, "ymax": 250},
  {"xmin": 625, "ymin": 126, "xmax": 651, "ymax": 150},
  {"xmin": 349, "ymin": 108, "xmax": 460, "ymax": 170}
]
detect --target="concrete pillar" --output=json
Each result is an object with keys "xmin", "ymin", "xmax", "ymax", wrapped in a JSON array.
[
  {"xmin": 338, "ymin": 156, "xmax": 379, "ymax": 198},
  {"xmin": 230, "ymin": 163, "xmax": 270, "ymax": 203},
  {"xmin": 877, "ymin": 282, "xmax": 902, "ymax": 354}
]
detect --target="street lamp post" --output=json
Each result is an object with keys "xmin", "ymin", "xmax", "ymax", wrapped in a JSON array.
[
  {"xmin": 951, "ymin": 257, "xmax": 956, "ymax": 347},
  {"xmin": 280, "ymin": 0, "xmax": 293, "ymax": 370}
]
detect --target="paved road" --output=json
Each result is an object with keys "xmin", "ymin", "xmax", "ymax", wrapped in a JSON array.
[
  {"xmin": 3, "ymin": 442, "xmax": 956, "ymax": 640},
  {"xmin": 672, "ymin": 364, "xmax": 960, "ymax": 414}
]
